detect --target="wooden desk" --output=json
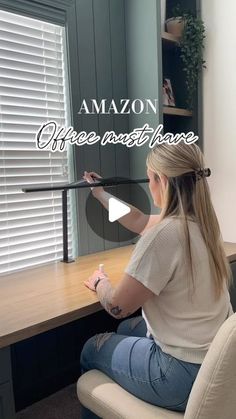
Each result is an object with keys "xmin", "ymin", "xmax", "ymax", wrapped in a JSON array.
[
  {"xmin": 0, "ymin": 245, "xmax": 134, "ymax": 349},
  {"xmin": 0, "ymin": 242, "xmax": 236, "ymax": 419},
  {"xmin": 1, "ymin": 243, "xmax": 236, "ymax": 349}
]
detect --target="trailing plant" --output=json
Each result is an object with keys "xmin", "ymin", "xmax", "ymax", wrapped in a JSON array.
[
  {"xmin": 179, "ymin": 12, "xmax": 206, "ymax": 109},
  {"xmin": 171, "ymin": 3, "xmax": 183, "ymax": 18}
]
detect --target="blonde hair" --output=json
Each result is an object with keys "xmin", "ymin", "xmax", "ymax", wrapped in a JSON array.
[{"xmin": 146, "ymin": 142, "xmax": 232, "ymax": 299}]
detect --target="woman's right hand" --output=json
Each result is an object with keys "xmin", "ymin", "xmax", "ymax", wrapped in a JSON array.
[{"xmin": 83, "ymin": 171, "xmax": 104, "ymax": 198}]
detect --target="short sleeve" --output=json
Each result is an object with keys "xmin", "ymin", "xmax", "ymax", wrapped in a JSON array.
[{"xmin": 124, "ymin": 221, "xmax": 180, "ymax": 295}]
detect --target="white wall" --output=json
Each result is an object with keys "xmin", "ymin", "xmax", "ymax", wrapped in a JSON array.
[{"xmin": 202, "ymin": 0, "xmax": 236, "ymax": 241}]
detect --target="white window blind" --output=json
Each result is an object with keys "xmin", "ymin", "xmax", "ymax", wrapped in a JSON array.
[{"xmin": 0, "ymin": 10, "xmax": 73, "ymax": 275}]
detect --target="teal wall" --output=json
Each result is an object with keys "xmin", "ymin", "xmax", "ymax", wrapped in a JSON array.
[
  {"xmin": 125, "ymin": 0, "xmax": 162, "ymax": 213},
  {"xmin": 125, "ymin": 0, "xmax": 162, "ymax": 132}
]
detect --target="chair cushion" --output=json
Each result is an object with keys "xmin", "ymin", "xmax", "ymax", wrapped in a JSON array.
[
  {"xmin": 77, "ymin": 369, "xmax": 184, "ymax": 419},
  {"xmin": 184, "ymin": 313, "xmax": 236, "ymax": 419}
]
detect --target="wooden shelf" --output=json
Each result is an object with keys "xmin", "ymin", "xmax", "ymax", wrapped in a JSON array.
[
  {"xmin": 163, "ymin": 106, "xmax": 193, "ymax": 117},
  {"xmin": 162, "ymin": 32, "xmax": 180, "ymax": 46}
]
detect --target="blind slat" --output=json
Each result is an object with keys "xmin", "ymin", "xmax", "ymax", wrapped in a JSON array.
[
  {"xmin": 0, "ymin": 117, "xmax": 65, "ymax": 126},
  {"xmin": 0, "ymin": 151, "xmax": 66, "ymax": 158},
  {"xmin": 0, "ymin": 58, "xmax": 63, "ymax": 76},
  {"xmin": 1, "ymin": 230, "xmax": 72, "ymax": 245},
  {"xmin": 0, "ymin": 67, "xmax": 63, "ymax": 84},
  {"xmin": 0, "ymin": 41, "xmax": 62, "ymax": 58},
  {"xmin": 0, "ymin": 20, "xmax": 62, "ymax": 41},
  {"xmin": 0, "ymin": 250, "xmax": 72, "ymax": 275},
  {"xmin": 0, "ymin": 229, "xmax": 63, "ymax": 243},
  {"xmin": 0, "ymin": 49, "xmax": 63, "ymax": 66},
  {"xmin": 0, "ymin": 77, "xmax": 64, "ymax": 92},
  {"xmin": 0, "ymin": 246, "xmax": 72, "ymax": 266},
  {"xmin": 0, "ymin": 221, "xmax": 64, "ymax": 237},
  {"xmin": 0, "ymin": 167, "xmax": 66, "ymax": 176},
  {"xmin": 0, "ymin": 76, "xmax": 63, "ymax": 88},
  {"xmin": 0, "ymin": 30, "xmax": 62, "ymax": 50},
  {"xmin": 0, "ymin": 109, "xmax": 65, "ymax": 119},
  {"xmin": 0, "ymin": 200, "xmax": 66, "ymax": 212},
  {"xmin": 0, "ymin": 38, "xmax": 62, "ymax": 54},
  {"xmin": 0, "ymin": 214, "xmax": 71, "ymax": 230},
  {"xmin": 0, "ymin": 238, "xmax": 65, "ymax": 256},
  {"xmin": 0, "ymin": 195, "xmax": 62, "ymax": 204},
  {"xmin": 0, "ymin": 95, "xmax": 65, "ymax": 108},
  {"xmin": 0, "ymin": 86, "xmax": 63, "ymax": 99},
  {"xmin": 0, "ymin": 160, "xmax": 67, "ymax": 168}
]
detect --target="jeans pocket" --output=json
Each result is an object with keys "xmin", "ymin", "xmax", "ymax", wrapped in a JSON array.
[
  {"xmin": 151, "ymin": 354, "xmax": 195, "ymax": 410},
  {"xmin": 159, "ymin": 350, "xmax": 175, "ymax": 377}
]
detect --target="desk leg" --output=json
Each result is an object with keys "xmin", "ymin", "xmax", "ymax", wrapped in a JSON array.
[{"xmin": 0, "ymin": 347, "xmax": 16, "ymax": 419}]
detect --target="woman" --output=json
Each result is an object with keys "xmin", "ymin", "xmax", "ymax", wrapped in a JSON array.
[{"xmin": 80, "ymin": 143, "xmax": 233, "ymax": 417}]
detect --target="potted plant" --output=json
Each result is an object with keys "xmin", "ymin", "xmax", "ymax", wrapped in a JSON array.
[
  {"xmin": 165, "ymin": 4, "xmax": 185, "ymax": 37},
  {"xmin": 179, "ymin": 12, "xmax": 206, "ymax": 109},
  {"xmin": 166, "ymin": 5, "xmax": 206, "ymax": 109}
]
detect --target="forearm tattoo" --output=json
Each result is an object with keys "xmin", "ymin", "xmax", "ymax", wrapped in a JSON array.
[
  {"xmin": 110, "ymin": 305, "xmax": 122, "ymax": 316},
  {"xmin": 97, "ymin": 281, "xmax": 130, "ymax": 319}
]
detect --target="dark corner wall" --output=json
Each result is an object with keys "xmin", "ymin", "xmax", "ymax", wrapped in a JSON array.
[{"xmin": 74, "ymin": 0, "xmax": 163, "ymax": 255}]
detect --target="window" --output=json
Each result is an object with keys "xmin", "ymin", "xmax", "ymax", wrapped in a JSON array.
[{"xmin": 0, "ymin": 9, "xmax": 74, "ymax": 275}]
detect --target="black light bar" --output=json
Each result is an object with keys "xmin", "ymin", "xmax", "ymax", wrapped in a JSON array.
[
  {"xmin": 22, "ymin": 177, "xmax": 149, "ymax": 193},
  {"xmin": 22, "ymin": 177, "xmax": 149, "ymax": 263}
]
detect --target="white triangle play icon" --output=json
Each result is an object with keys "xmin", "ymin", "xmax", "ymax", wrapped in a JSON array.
[{"xmin": 108, "ymin": 197, "xmax": 131, "ymax": 222}]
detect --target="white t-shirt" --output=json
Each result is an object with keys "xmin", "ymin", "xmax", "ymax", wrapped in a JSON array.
[{"xmin": 125, "ymin": 216, "xmax": 233, "ymax": 364}]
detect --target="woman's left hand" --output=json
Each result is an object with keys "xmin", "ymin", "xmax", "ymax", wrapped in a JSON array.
[{"xmin": 84, "ymin": 270, "xmax": 108, "ymax": 291}]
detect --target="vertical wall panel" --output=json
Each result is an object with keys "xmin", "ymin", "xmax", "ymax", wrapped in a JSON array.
[
  {"xmin": 110, "ymin": 0, "xmax": 132, "ymax": 245},
  {"xmin": 75, "ymin": 0, "xmax": 105, "ymax": 254},
  {"xmin": 109, "ymin": 0, "xmax": 129, "ymax": 178},
  {"xmin": 93, "ymin": 0, "xmax": 119, "ymax": 249}
]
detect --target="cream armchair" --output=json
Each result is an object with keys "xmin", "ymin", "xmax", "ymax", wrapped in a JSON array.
[{"xmin": 77, "ymin": 313, "xmax": 236, "ymax": 419}]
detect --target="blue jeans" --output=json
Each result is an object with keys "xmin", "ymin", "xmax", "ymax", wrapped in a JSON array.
[{"xmin": 80, "ymin": 316, "xmax": 201, "ymax": 418}]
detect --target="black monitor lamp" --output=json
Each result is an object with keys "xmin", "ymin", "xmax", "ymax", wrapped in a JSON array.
[{"xmin": 22, "ymin": 177, "xmax": 149, "ymax": 263}]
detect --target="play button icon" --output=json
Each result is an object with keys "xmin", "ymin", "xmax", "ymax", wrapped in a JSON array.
[
  {"xmin": 85, "ymin": 176, "xmax": 151, "ymax": 243},
  {"xmin": 108, "ymin": 198, "xmax": 131, "ymax": 222}
]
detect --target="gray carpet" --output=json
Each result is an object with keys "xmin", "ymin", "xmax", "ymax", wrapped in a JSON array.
[{"xmin": 16, "ymin": 383, "xmax": 81, "ymax": 419}]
